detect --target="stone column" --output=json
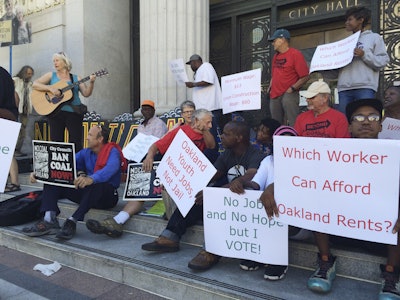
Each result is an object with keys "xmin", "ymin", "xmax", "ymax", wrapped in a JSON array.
[{"xmin": 140, "ymin": 0, "xmax": 209, "ymax": 113}]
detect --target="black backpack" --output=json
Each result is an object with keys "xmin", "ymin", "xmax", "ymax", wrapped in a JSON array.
[{"xmin": 0, "ymin": 191, "xmax": 42, "ymax": 226}]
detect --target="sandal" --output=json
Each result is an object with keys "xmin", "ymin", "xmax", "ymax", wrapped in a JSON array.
[{"xmin": 4, "ymin": 183, "xmax": 21, "ymax": 193}]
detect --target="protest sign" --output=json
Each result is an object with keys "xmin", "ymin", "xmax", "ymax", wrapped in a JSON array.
[
  {"xmin": 32, "ymin": 141, "xmax": 76, "ymax": 188},
  {"xmin": 122, "ymin": 132, "xmax": 159, "ymax": 162},
  {"xmin": 309, "ymin": 31, "xmax": 360, "ymax": 73},
  {"xmin": 0, "ymin": 119, "xmax": 20, "ymax": 192},
  {"xmin": 123, "ymin": 162, "xmax": 162, "ymax": 201},
  {"xmin": 274, "ymin": 136, "xmax": 400, "ymax": 245},
  {"xmin": 203, "ymin": 187, "xmax": 288, "ymax": 265},
  {"xmin": 379, "ymin": 117, "xmax": 400, "ymax": 140},
  {"xmin": 221, "ymin": 69, "xmax": 261, "ymax": 114},
  {"xmin": 0, "ymin": 20, "xmax": 12, "ymax": 44},
  {"xmin": 169, "ymin": 58, "xmax": 189, "ymax": 85},
  {"xmin": 156, "ymin": 129, "xmax": 216, "ymax": 217}
]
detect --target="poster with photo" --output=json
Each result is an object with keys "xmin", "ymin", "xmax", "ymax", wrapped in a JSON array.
[
  {"xmin": 123, "ymin": 162, "xmax": 162, "ymax": 201},
  {"xmin": 32, "ymin": 140, "xmax": 76, "ymax": 188},
  {"xmin": 0, "ymin": 1, "xmax": 32, "ymax": 46}
]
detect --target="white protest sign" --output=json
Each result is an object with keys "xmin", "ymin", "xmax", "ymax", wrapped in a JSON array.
[
  {"xmin": 0, "ymin": 119, "xmax": 21, "ymax": 192},
  {"xmin": 379, "ymin": 118, "xmax": 400, "ymax": 140},
  {"xmin": 309, "ymin": 31, "xmax": 361, "ymax": 73},
  {"xmin": 169, "ymin": 58, "xmax": 189, "ymax": 85},
  {"xmin": 221, "ymin": 69, "xmax": 261, "ymax": 114},
  {"xmin": 274, "ymin": 136, "xmax": 400, "ymax": 245},
  {"xmin": 156, "ymin": 129, "xmax": 217, "ymax": 217},
  {"xmin": 203, "ymin": 187, "xmax": 288, "ymax": 265},
  {"xmin": 122, "ymin": 132, "xmax": 159, "ymax": 162}
]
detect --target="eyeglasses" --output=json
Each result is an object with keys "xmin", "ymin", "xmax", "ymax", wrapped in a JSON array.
[
  {"xmin": 182, "ymin": 110, "xmax": 194, "ymax": 115},
  {"xmin": 351, "ymin": 114, "xmax": 381, "ymax": 122},
  {"xmin": 58, "ymin": 52, "xmax": 66, "ymax": 56}
]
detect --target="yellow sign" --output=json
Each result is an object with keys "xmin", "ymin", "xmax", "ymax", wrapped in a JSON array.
[{"xmin": 0, "ymin": 20, "xmax": 12, "ymax": 43}]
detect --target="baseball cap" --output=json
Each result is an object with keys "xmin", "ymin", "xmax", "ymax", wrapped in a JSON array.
[
  {"xmin": 303, "ymin": 81, "xmax": 331, "ymax": 99},
  {"xmin": 268, "ymin": 29, "xmax": 290, "ymax": 41},
  {"xmin": 345, "ymin": 98, "xmax": 383, "ymax": 123},
  {"xmin": 141, "ymin": 100, "xmax": 155, "ymax": 109},
  {"xmin": 186, "ymin": 54, "xmax": 202, "ymax": 64}
]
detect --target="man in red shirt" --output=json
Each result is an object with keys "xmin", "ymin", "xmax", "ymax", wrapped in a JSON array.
[{"xmin": 268, "ymin": 28, "xmax": 309, "ymax": 126}]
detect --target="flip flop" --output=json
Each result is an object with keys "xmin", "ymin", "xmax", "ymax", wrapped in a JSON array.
[{"xmin": 4, "ymin": 183, "xmax": 21, "ymax": 193}]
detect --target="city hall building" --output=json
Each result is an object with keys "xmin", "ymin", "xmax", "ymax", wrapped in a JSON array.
[{"xmin": 0, "ymin": 0, "xmax": 398, "ymax": 124}]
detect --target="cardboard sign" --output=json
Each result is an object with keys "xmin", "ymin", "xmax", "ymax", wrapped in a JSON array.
[
  {"xmin": 122, "ymin": 132, "xmax": 159, "ymax": 162},
  {"xmin": 32, "ymin": 140, "xmax": 76, "ymax": 188},
  {"xmin": 203, "ymin": 187, "xmax": 288, "ymax": 265},
  {"xmin": 169, "ymin": 58, "xmax": 189, "ymax": 85},
  {"xmin": 156, "ymin": 129, "xmax": 217, "ymax": 217},
  {"xmin": 379, "ymin": 117, "xmax": 400, "ymax": 140},
  {"xmin": 123, "ymin": 162, "xmax": 162, "ymax": 201},
  {"xmin": 310, "ymin": 31, "xmax": 360, "ymax": 73},
  {"xmin": 0, "ymin": 119, "xmax": 21, "ymax": 192},
  {"xmin": 221, "ymin": 69, "xmax": 261, "ymax": 114},
  {"xmin": 274, "ymin": 136, "xmax": 400, "ymax": 245},
  {"xmin": 0, "ymin": 20, "xmax": 12, "ymax": 44}
]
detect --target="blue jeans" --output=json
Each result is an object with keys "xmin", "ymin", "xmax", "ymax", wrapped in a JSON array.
[{"xmin": 337, "ymin": 89, "xmax": 376, "ymax": 114}]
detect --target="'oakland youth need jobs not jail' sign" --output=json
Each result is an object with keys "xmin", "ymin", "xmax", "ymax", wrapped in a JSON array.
[{"xmin": 274, "ymin": 136, "xmax": 400, "ymax": 245}]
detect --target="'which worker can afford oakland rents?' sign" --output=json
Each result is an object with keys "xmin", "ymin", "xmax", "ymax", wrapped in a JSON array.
[
  {"xmin": 309, "ymin": 31, "xmax": 360, "ymax": 73},
  {"xmin": 221, "ymin": 69, "xmax": 261, "ymax": 114},
  {"xmin": 203, "ymin": 187, "xmax": 288, "ymax": 265},
  {"xmin": 0, "ymin": 118, "xmax": 20, "ymax": 192},
  {"xmin": 123, "ymin": 162, "xmax": 162, "ymax": 201},
  {"xmin": 32, "ymin": 140, "xmax": 76, "ymax": 188},
  {"xmin": 156, "ymin": 129, "xmax": 217, "ymax": 217},
  {"xmin": 274, "ymin": 136, "xmax": 400, "ymax": 245}
]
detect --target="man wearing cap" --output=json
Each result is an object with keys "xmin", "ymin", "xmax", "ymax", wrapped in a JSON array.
[
  {"xmin": 294, "ymin": 80, "xmax": 350, "ymax": 138},
  {"xmin": 268, "ymin": 28, "xmax": 309, "ymax": 126},
  {"xmin": 185, "ymin": 54, "xmax": 222, "ymax": 162},
  {"xmin": 348, "ymin": 98, "xmax": 400, "ymax": 299},
  {"xmin": 137, "ymin": 100, "xmax": 168, "ymax": 138},
  {"xmin": 291, "ymin": 80, "xmax": 349, "ymax": 293}
]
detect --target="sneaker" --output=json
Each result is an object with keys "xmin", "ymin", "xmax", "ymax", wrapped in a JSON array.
[
  {"xmin": 307, "ymin": 254, "xmax": 336, "ymax": 293},
  {"xmin": 188, "ymin": 250, "xmax": 220, "ymax": 271},
  {"xmin": 264, "ymin": 264, "xmax": 288, "ymax": 280},
  {"xmin": 22, "ymin": 219, "xmax": 60, "ymax": 237},
  {"xmin": 141, "ymin": 236, "xmax": 179, "ymax": 252},
  {"xmin": 379, "ymin": 264, "xmax": 400, "ymax": 300},
  {"xmin": 86, "ymin": 217, "xmax": 123, "ymax": 238},
  {"xmin": 239, "ymin": 260, "xmax": 263, "ymax": 271},
  {"xmin": 56, "ymin": 219, "xmax": 76, "ymax": 240}
]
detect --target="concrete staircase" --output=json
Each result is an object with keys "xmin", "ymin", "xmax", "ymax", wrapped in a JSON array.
[{"xmin": 0, "ymin": 173, "xmax": 385, "ymax": 299}]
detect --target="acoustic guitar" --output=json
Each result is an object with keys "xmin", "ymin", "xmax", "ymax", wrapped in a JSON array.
[{"xmin": 31, "ymin": 68, "xmax": 109, "ymax": 116}]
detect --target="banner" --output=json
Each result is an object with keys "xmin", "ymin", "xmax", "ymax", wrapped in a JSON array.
[
  {"xmin": 274, "ymin": 136, "xmax": 400, "ymax": 245},
  {"xmin": 0, "ymin": 119, "xmax": 20, "ymax": 192},
  {"xmin": 156, "ymin": 129, "xmax": 217, "ymax": 217},
  {"xmin": 123, "ymin": 162, "xmax": 162, "ymax": 201},
  {"xmin": 204, "ymin": 187, "xmax": 288, "ymax": 265},
  {"xmin": 32, "ymin": 140, "xmax": 76, "ymax": 188},
  {"xmin": 309, "ymin": 31, "xmax": 360, "ymax": 73},
  {"xmin": 221, "ymin": 69, "xmax": 261, "ymax": 114}
]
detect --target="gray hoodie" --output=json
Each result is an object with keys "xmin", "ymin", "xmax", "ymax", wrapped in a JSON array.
[
  {"xmin": 324, "ymin": 30, "xmax": 389, "ymax": 92},
  {"xmin": 338, "ymin": 30, "xmax": 389, "ymax": 92}
]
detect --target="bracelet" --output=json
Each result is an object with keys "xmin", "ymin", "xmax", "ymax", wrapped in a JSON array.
[{"xmin": 291, "ymin": 86, "xmax": 296, "ymax": 92}]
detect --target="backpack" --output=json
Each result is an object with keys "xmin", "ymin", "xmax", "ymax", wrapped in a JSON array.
[{"xmin": 0, "ymin": 191, "xmax": 42, "ymax": 226}]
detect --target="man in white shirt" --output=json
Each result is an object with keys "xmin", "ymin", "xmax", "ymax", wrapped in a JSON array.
[{"xmin": 185, "ymin": 54, "xmax": 222, "ymax": 162}]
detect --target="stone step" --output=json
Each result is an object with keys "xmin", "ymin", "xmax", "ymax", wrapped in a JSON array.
[
  {"xmin": 0, "ymin": 174, "xmax": 386, "ymax": 299},
  {"xmin": 0, "ymin": 223, "xmax": 380, "ymax": 300}
]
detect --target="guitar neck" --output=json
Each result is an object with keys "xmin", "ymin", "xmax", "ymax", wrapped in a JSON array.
[{"xmin": 60, "ymin": 76, "xmax": 91, "ymax": 94}]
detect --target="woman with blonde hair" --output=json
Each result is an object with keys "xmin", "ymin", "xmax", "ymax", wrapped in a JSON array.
[{"xmin": 32, "ymin": 52, "xmax": 96, "ymax": 151}]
